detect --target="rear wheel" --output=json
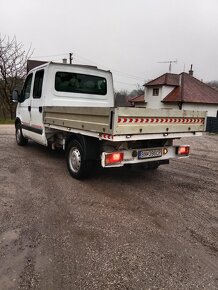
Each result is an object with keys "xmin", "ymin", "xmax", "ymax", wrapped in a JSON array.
[
  {"xmin": 15, "ymin": 123, "xmax": 28, "ymax": 146},
  {"xmin": 66, "ymin": 140, "xmax": 92, "ymax": 179}
]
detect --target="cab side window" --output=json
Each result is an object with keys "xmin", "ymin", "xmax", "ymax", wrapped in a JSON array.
[
  {"xmin": 22, "ymin": 73, "xmax": 33, "ymax": 101},
  {"xmin": 33, "ymin": 70, "xmax": 44, "ymax": 99}
]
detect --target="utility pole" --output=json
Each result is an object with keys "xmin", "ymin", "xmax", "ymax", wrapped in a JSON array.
[{"xmin": 69, "ymin": 53, "xmax": 73, "ymax": 64}]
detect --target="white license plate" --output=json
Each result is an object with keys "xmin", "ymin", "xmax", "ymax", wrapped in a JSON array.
[{"xmin": 138, "ymin": 149, "xmax": 162, "ymax": 159}]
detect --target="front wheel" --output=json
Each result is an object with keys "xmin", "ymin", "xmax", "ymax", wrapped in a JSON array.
[
  {"xmin": 15, "ymin": 123, "xmax": 28, "ymax": 146},
  {"xmin": 66, "ymin": 140, "xmax": 92, "ymax": 179}
]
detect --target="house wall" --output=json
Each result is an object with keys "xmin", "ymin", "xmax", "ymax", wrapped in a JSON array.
[
  {"xmin": 144, "ymin": 86, "xmax": 175, "ymax": 109},
  {"xmin": 182, "ymin": 103, "xmax": 218, "ymax": 117}
]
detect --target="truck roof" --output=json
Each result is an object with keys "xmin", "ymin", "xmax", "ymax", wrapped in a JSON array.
[{"xmin": 27, "ymin": 61, "xmax": 111, "ymax": 75}]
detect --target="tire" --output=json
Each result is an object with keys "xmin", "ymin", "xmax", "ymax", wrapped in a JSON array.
[
  {"xmin": 15, "ymin": 123, "xmax": 28, "ymax": 146},
  {"xmin": 66, "ymin": 140, "xmax": 92, "ymax": 179}
]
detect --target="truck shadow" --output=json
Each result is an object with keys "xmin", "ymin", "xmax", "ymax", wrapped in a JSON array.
[
  {"xmin": 24, "ymin": 140, "xmax": 65, "ymax": 159},
  {"xmin": 22, "ymin": 140, "xmax": 165, "ymax": 183}
]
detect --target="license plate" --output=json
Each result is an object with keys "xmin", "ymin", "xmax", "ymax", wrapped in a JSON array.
[{"xmin": 138, "ymin": 149, "xmax": 162, "ymax": 159}]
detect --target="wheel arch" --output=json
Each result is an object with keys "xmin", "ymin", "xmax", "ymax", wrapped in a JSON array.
[
  {"xmin": 15, "ymin": 117, "xmax": 21, "ymax": 128},
  {"xmin": 65, "ymin": 134, "xmax": 100, "ymax": 160}
]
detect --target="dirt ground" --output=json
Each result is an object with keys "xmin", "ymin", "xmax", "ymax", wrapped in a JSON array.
[{"xmin": 0, "ymin": 125, "xmax": 217, "ymax": 290}]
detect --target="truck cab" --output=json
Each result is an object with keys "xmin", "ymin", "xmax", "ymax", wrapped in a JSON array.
[{"xmin": 15, "ymin": 62, "xmax": 115, "ymax": 146}]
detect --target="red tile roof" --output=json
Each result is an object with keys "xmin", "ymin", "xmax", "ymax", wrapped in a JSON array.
[
  {"xmin": 130, "ymin": 94, "xmax": 145, "ymax": 103},
  {"xmin": 145, "ymin": 73, "xmax": 180, "ymax": 87},
  {"xmin": 163, "ymin": 73, "xmax": 218, "ymax": 104},
  {"xmin": 27, "ymin": 60, "xmax": 48, "ymax": 73}
]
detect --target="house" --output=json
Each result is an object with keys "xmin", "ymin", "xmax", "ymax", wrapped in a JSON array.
[
  {"xmin": 129, "ymin": 94, "xmax": 144, "ymax": 106},
  {"xmin": 131, "ymin": 69, "xmax": 218, "ymax": 117},
  {"xmin": 27, "ymin": 60, "xmax": 48, "ymax": 73}
]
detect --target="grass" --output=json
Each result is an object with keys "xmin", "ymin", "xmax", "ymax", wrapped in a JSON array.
[{"xmin": 0, "ymin": 119, "xmax": 15, "ymax": 124}]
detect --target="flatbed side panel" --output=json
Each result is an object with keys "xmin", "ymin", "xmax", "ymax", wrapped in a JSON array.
[
  {"xmin": 114, "ymin": 122, "xmax": 205, "ymax": 134},
  {"xmin": 115, "ymin": 107, "xmax": 206, "ymax": 118},
  {"xmin": 44, "ymin": 106, "xmax": 112, "ymax": 116},
  {"xmin": 113, "ymin": 107, "xmax": 206, "ymax": 135},
  {"xmin": 44, "ymin": 106, "xmax": 113, "ymax": 134}
]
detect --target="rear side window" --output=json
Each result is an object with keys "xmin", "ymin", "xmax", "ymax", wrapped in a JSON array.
[
  {"xmin": 55, "ymin": 72, "xmax": 107, "ymax": 95},
  {"xmin": 33, "ymin": 70, "xmax": 44, "ymax": 99}
]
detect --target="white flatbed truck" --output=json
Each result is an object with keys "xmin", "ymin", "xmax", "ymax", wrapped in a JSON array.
[{"xmin": 12, "ymin": 62, "xmax": 206, "ymax": 179}]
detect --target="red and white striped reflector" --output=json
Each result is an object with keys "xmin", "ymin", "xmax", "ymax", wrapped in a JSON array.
[
  {"xmin": 118, "ymin": 117, "xmax": 204, "ymax": 124},
  {"xmin": 99, "ymin": 134, "xmax": 113, "ymax": 140}
]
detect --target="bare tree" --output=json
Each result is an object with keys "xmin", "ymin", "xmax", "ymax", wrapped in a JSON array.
[
  {"xmin": 206, "ymin": 80, "xmax": 218, "ymax": 91},
  {"xmin": 0, "ymin": 35, "xmax": 33, "ymax": 119},
  {"xmin": 128, "ymin": 83, "xmax": 144, "ymax": 98},
  {"xmin": 114, "ymin": 83, "xmax": 145, "ymax": 107},
  {"xmin": 115, "ymin": 90, "xmax": 130, "ymax": 107}
]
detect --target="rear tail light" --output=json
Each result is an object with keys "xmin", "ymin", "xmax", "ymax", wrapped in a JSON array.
[
  {"xmin": 176, "ymin": 146, "xmax": 190, "ymax": 155},
  {"xmin": 105, "ymin": 152, "xmax": 124, "ymax": 165}
]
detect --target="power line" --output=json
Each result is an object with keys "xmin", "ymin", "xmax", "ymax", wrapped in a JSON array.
[
  {"xmin": 30, "ymin": 52, "xmax": 68, "ymax": 59},
  {"xmin": 111, "ymin": 72, "xmax": 145, "ymax": 82},
  {"xmin": 74, "ymin": 53, "xmax": 146, "ymax": 82},
  {"xmin": 74, "ymin": 55, "xmax": 145, "ymax": 85},
  {"xmin": 30, "ymin": 51, "xmax": 146, "ymax": 83},
  {"xmin": 113, "ymin": 80, "xmax": 138, "ymax": 86}
]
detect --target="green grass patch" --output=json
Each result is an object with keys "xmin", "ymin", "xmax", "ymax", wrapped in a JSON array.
[{"xmin": 0, "ymin": 119, "xmax": 15, "ymax": 124}]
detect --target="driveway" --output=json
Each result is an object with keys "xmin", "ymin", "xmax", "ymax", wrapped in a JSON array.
[{"xmin": 0, "ymin": 125, "xmax": 217, "ymax": 289}]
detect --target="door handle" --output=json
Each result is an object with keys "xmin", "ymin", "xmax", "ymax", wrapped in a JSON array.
[
  {"xmin": 39, "ymin": 106, "xmax": 42, "ymax": 113},
  {"xmin": 28, "ymin": 106, "xmax": 31, "ymax": 112}
]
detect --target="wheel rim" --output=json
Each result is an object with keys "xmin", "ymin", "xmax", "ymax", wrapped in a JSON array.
[{"xmin": 69, "ymin": 147, "xmax": 81, "ymax": 173}]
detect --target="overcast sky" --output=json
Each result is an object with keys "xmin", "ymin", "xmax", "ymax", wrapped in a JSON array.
[{"xmin": 1, "ymin": 0, "xmax": 218, "ymax": 91}]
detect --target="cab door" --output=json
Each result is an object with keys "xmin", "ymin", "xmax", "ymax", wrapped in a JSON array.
[
  {"xmin": 18, "ymin": 73, "xmax": 33, "ymax": 139},
  {"xmin": 29, "ymin": 69, "xmax": 47, "ymax": 145}
]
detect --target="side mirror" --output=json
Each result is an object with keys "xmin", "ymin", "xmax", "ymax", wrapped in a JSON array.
[{"xmin": 12, "ymin": 90, "xmax": 20, "ymax": 102}]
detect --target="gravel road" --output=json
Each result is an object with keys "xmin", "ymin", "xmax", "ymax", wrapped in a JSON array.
[{"xmin": 0, "ymin": 125, "xmax": 218, "ymax": 290}]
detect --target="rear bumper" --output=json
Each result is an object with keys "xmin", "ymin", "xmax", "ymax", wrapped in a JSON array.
[{"xmin": 101, "ymin": 145, "xmax": 189, "ymax": 168}]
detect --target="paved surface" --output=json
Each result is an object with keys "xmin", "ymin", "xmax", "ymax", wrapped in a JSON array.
[{"xmin": 0, "ymin": 125, "xmax": 218, "ymax": 290}]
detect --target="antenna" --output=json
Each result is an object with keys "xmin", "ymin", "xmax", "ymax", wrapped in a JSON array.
[{"xmin": 157, "ymin": 60, "xmax": 177, "ymax": 73}]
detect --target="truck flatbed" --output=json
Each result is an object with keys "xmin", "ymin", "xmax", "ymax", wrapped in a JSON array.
[{"xmin": 44, "ymin": 106, "xmax": 206, "ymax": 140}]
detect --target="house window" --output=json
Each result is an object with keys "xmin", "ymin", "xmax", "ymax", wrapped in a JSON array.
[{"xmin": 153, "ymin": 88, "xmax": 159, "ymax": 96}]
